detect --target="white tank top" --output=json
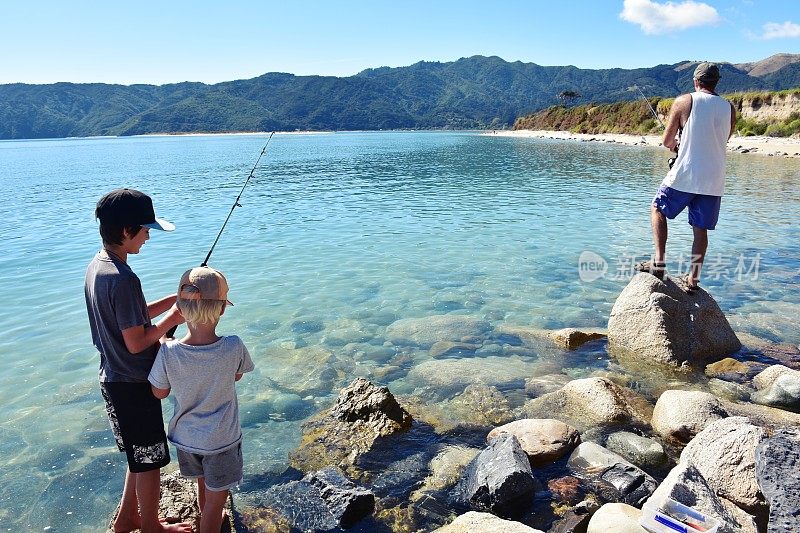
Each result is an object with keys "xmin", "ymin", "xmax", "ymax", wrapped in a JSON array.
[{"xmin": 662, "ymin": 91, "xmax": 731, "ymax": 196}]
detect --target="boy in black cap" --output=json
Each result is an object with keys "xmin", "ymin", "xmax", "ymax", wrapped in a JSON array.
[{"xmin": 84, "ymin": 188, "xmax": 191, "ymax": 533}]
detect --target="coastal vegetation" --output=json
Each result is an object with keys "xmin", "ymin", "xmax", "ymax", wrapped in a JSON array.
[
  {"xmin": 1, "ymin": 55, "xmax": 800, "ymax": 139},
  {"xmin": 515, "ymin": 87, "xmax": 800, "ymax": 137}
]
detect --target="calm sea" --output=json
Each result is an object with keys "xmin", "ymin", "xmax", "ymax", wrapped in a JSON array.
[{"xmin": 0, "ymin": 131, "xmax": 798, "ymax": 530}]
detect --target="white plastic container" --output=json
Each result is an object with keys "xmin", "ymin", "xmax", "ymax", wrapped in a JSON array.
[{"xmin": 640, "ymin": 496, "xmax": 720, "ymax": 533}]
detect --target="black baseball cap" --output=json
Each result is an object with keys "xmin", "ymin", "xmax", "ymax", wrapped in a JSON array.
[{"xmin": 95, "ymin": 188, "xmax": 175, "ymax": 231}]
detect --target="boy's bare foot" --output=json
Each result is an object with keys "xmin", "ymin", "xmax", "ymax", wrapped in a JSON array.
[{"xmin": 154, "ymin": 522, "xmax": 193, "ymax": 533}]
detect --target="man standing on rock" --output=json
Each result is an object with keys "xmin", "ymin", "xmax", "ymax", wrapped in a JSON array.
[{"xmin": 638, "ymin": 62, "xmax": 736, "ymax": 293}]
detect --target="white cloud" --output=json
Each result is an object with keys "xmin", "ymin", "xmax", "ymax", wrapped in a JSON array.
[
  {"xmin": 620, "ymin": 0, "xmax": 721, "ymax": 35},
  {"xmin": 761, "ymin": 21, "xmax": 800, "ymax": 40}
]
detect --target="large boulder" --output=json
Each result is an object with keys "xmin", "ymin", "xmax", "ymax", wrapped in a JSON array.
[
  {"xmin": 487, "ymin": 419, "xmax": 581, "ymax": 467},
  {"xmin": 607, "ymin": 274, "xmax": 741, "ymax": 369},
  {"xmin": 645, "ymin": 462, "xmax": 759, "ymax": 533},
  {"xmin": 519, "ymin": 377, "xmax": 653, "ymax": 431},
  {"xmin": 567, "ymin": 442, "xmax": 658, "ymax": 506},
  {"xmin": 289, "ymin": 378, "xmax": 412, "ymax": 473},
  {"xmin": 755, "ymin": 428, "xmax": 800, "ymax": 533},
  {"xmin": 681, "ymin": 417, "xmax": 767, "ymax": 513},
  {"xmin": 452, "ymin": 433, "xmax": 540, "ymax": 515},
  {"xmin": 433, "ymin": 511, "xmax": 544, "ymax": 533},
  {"xmin": 651, "ymin": 390, "xmax": 728, "ymax": 443}
]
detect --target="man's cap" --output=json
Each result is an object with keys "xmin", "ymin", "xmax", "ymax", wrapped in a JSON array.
[
  {"xmin": 96, "ymin": 188, "xmax": 175, "ymax": 231},
  {"xmin": 693, "ymin": 62, "xmax": 721, "ymax": 83},
  {"xmin": 178, "ymin": 266, "xmax": 233, "ymax": 305}
]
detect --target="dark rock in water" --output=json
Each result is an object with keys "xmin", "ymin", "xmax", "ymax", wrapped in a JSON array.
[
  {"xmin": 290, "ymin": 378, "xmax": 412, "ymax": 473},
  {"xmin": 567, "ymin": 442, "xmax": 657, "ymax": 507},
  {"xmin": 254, "ymin": 479, "xmax": 342, "ymax": 532},
  {"xmin": 755, "ymin": 428, "xmax": 800, "ymax": 533},
  {"xmin": 549, "ymin": 508, "xmax": 592, "ymax": 533},
  {"xmin": 452, "ymin": 433, "xmax": 540, "ymax": 516},
  {"xmin": 607, "ymin": 273, "xmax": 741, "ymax": 369},
  {"xmin": 303, "ymin": 467, "xmax": 375, "ymax": 527}
]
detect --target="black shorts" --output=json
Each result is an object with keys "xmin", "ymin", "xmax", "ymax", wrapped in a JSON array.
[{"xmin": 100, "ymin": 381, "xmax": 170, "ymax": 473}]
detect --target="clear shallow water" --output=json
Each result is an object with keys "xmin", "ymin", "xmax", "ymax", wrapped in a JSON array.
[{"xmin": 0, "ymin": 131, "xmax": 798, "ymax": 530}]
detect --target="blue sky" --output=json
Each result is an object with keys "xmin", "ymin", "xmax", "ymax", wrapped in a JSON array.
[{"xmin": 0, "ymin": 0, "xmax": 798, "ymax": 85}]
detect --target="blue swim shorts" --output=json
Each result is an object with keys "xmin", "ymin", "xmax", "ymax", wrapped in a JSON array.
[{"xmin": 652, "ymin": 185, "xmax": 721, "ymax": 230}]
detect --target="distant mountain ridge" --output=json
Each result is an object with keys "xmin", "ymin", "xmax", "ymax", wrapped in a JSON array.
[{"xmin": 1, "ymin": 54, "xmax": 799, "ymax": 139}]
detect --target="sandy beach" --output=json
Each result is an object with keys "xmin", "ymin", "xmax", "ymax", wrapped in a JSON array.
[{"xmin": 488, "ymin": 130, "xmax": 800, "ymax": 158}]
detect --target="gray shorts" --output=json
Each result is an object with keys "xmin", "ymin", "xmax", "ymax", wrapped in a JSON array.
[{"xmin": 176, "ymin": 443, "xmax": 243, "ymax": 491}]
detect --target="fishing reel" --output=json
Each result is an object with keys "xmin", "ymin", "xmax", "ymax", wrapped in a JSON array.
[{"xmin": 668, "ymin": 155, "xmax": 677, "ymax": 169}]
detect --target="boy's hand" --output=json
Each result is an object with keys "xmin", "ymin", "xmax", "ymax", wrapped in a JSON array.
[{"xmin": 164, "ymin": 304, "xmax": 185, "ymax": 328}]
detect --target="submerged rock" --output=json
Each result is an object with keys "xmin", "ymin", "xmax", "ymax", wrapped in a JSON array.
[
  {"xmin": 452, "ymin": 433, "xmax": 540, "ymax": 515},
  {"xmin": 289, "ymin": 378, "xmax": 412, "ymax": 473},
  {"xmin": 385, "ymin": 315, "xmax": 491, "ymax": 348},
  {"xmin": 755, "ymin": 428, "xmax": 800, "ymax": 533},
  {"xmin": 681, "ymin": 417, "xmax": 766, "ymax": 513},
  {"xmin": 567, "ymin": 442, "xmax": 657, "ymax": 507},
  {"xmin": 550, "ymin": 327, "xmax": 607, "ymax": 350},
  {"xmin": 607, "ymin": 273, "xmax": 741, "ymax": 369},
  {"xmin": 433, "ymin": 511, "xmax": 545, "ymax": 533},
  {"xmin": 487, "ymin": 419, "xmax": 580, "ymax": 467},
  {"xmin": 519, "ymin": 377, "xmax": 653, "ymax": 431},
  {"xmin": 406, "ymin": 356, "xmax": 536, "ymax": 396},
  {"xmin": 264, "ymin": 344, "xmax": 341, "ymax": 396},
  {"xmin": 444, "ymin": 383, "xmax": 515, "ymax": 427}
]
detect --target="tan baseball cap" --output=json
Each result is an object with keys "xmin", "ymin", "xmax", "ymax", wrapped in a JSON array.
[{"xmin": 178, "ymin": 266, "xmax": 233, "ymax": 305}]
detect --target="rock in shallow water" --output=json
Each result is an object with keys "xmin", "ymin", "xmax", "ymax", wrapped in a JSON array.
[
  {"xmin": 607, "ymin": 273, "xmax": 741, "ymax": 369},
  {"xmin": 385, "ymin": 314, "xmax": 491, "ymax": 348},
  {"xmin": 567, "ymin": 442, "xmax": 657, "ymax": 507},
  {"xmin": 605, "ymin": 431, "xmax": 667, "ymax": 470},
  {"xmin": 452, "ymin": 433, "xmax": 541, "ymax": 516},
  {"xmin": 586, "ymin": 503, "xmax": 644, "ymax": 533},
  {"xmin": 755, "ymin": 428, "xmax": 800, "ymax": 533},
  {"xmin": 487, "ymin": 419, "xmax": 580, "ymax": 467},
  {"xmin": 651, "ymin": 390, "xmax": 728, "ymax": 444},
  {"xmin": 289, "ymin": 378, "xmax": 412, "ymax": 473}
]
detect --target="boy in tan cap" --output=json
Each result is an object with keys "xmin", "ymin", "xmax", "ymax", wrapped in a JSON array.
[{"xmin": 149, "ymin": 266, "xmax": 254, "ymax": 533}]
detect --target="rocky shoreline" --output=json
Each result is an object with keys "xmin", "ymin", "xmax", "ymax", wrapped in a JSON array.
[
  {"xmin": 487, "ymin": 129, "xmax": 800, "ymax": 158},
  {"xmin": 117, "ymin": 273, "xmax": 800, "ymax": 532}
]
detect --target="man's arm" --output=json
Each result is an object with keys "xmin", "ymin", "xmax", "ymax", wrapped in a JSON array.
[
  {"xmin": 151, "ymin": 385, "xmax": 170, "ymax": 399},
  {"xmin": 662, "ymin": 94, "xmax": 691, "ymax": 152},
  {"xmin": 147, "ymin": 293, "xmax": 177, "ymax": 320},
  {"xmin": 121, "ymin": 305, "xmax": 184, "ymax": 354},
  {"xmin": 729, "ymin": 102, "xmax": 737, "ymax": 140}
]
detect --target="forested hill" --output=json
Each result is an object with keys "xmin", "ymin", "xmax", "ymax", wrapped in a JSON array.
[{"xmin": 2, "ymin": 54, "xmax": 799, "ymax": 139}]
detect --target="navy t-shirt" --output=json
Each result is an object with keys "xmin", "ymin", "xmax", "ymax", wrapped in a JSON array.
[{"xmin": 84, "ymin": 250, "xmax": 158, "ymax": 382}]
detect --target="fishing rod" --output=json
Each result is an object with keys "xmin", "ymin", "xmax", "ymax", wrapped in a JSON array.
[
  {"xmin": 634, "ymin": 85, "xmax": 665, "ymax": 129},
  {"xmin": 635, "ymin": 86, "xmax": 679, "ymax": 168},
  {"xmin": 201, "ymin": 131, "xmax": 274, "ymax": 267},
  {"xmin": 166, "ymin": 131, "xmax": 275, "ymax": 337}
]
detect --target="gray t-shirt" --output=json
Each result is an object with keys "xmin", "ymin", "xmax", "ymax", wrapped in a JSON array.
[
  {"xmin": 85, "ymin": 250, "xmax": 157, "ymax": 382},
  {"xmin": 148, "ymin": 335, "xmax": 254, "ymax": 454}
]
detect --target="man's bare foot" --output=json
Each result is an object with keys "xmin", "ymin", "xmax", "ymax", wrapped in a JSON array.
[
  {"xmin": 112, "ymin": 511, "xmax": 141, "ymax": 532},
  {"xmin": 155, "ymin": 522, "xmax": 193, "ymax": 533}
]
